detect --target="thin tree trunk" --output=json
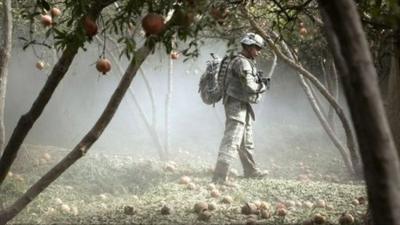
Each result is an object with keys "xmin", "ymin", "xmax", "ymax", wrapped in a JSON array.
[
  {"xmin": 332, "ymin": 62, "xmax": 339, "ymax": 101},
  {"xmin": 98, "ymin": 37, "xmax": 166, "ymax": 160},
  {"xmin": 105, "ymin": 36, "xmax": 158, "ymax": 128},
  {"xmin": 0, "ymin": 2, "xmax": 116, "ymax": 186},
  {"xmin": 280, "ymin": 38, "xmax": 355, "ymax": 175},
  {"xmin": 255, "ymin": 51, "xmax": 277, "ymax": 116},
  {"xmin": 106, "ymin": 45, "xmax": 165, "ymax": 160},
  {"xmin": 242, "ymin": 10, "xmax": 361, "ymax": 177},
  {"xmin": 302, "ymin": 76, "xmax": 354, "ymax": 174},
  {"xmin": 140, "ymin": 68, "xmax": 157, "ymax": 127},
  {"xmin": 318, "ymin": 1, "xmax": 400, "ymax": 224},
  {"xmin": 0, "ymin": 44, "xmax": 151, "ymax": 225},
  {"xmin": 267, "ymin": 51, "xmax": 278, "ymax": 79},
  {"xmin": 164, "ymin": 57, "xmax": 173, "ymax": 159},
  {"xmin": 0, "ymin": 0, "xmax": 13, "ymax": 155},
  {"xmin": 321, "ymin": 58, "xmax": 336, "ymax": 129},
  {"xmin": 386, "ymin": 31, "xmax": 400, "ymax": 157},
  {"xmin": 328, "ymin": 60, "xmax": 340, "ymax": 129}
]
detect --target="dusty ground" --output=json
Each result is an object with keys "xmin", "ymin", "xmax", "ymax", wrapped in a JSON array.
[{"xmin": 1, "ymin": 144, "xmax": 367, "ymax": 225}]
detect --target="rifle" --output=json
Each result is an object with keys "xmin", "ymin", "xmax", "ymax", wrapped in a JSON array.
[{"xmin": 257, "ymin": 71, "xmax": 271, "ymax": 90}]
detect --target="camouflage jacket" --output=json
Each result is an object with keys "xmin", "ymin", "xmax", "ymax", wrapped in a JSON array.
[{"xmin": 224, "ymin": 54, "xmax": 266, "ymax": 104}]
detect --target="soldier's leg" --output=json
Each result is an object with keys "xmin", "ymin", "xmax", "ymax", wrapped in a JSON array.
[
  {"xmin": 213, "ymin": 97, "xmax": 247, "ymax": 183},
  {"xmin": 239, "ymin": 113, "xmax": 268, "ymax": 178},
  {"xmin": 213, "ymin": 118, "xmax": 245, "ymax": 183}
]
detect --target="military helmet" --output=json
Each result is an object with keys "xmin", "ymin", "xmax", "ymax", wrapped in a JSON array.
[{"xmin": 240, "ymin": 32, "xmax": 265, "ymax": 49}]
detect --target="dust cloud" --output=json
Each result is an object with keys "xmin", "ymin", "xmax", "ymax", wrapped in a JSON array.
[{"xmin": 5, "ymin": 38, "xmax": 348, "ymax": 173}]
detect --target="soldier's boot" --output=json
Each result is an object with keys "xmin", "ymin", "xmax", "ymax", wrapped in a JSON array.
[
  {"xmin": 239, "ymin": 149, "xmax": 268, "ymax": 179},
  {"xmin": 212, "ymin": 161, "xmax": 230, "ymax": 184}
]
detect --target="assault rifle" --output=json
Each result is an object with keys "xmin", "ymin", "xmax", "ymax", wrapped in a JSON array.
[{"xmin": 257, "ymin": 71, "xmax": 271, "ymax": 90}]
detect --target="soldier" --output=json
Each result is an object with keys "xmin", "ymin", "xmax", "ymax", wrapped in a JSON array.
[{"xmin": 212, "ymin": 32, "xmax": 269, "ymax": 183}]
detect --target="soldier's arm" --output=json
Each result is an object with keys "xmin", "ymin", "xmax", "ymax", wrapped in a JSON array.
[{"xmin": 235, "ymin": 60, "xmax": 266, "ymax": 94}]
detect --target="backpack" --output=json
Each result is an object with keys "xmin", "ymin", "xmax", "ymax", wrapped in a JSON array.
[{"xmin": 198, "ymin": 53, "xmax": 236, "ymax": 105}]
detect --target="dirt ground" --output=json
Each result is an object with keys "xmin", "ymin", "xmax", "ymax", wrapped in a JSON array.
[{"xmin": 1, "ymin": 144, "xmax": 367, "ymax": 225}]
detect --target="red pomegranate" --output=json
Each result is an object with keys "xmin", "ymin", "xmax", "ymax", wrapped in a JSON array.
[
  {"xmin": 141, "ymin": 13, "xmax": 166, "ymax": 36},
  {"xmin": 210, "ymin": 6, "xmax": 228, "ymax": 21},
  {"xmin": 40, "ymin": 15, "xmax": 52, "ymax": 27},
  {"xmin": 83, "ymin": 16, "xmax": 98, "ymax": 37},
  {"xmin": 170, "ymin": 51, "xmax": 179, "ymax": 60},
  {"xmin": 96, "ymin": 58, "xmax": 112, "ymax": 75},
  {"xmin": 299, "ymin": 27, "xmax": 308, "ymax": 36},
  {"xmin": 36, "ymin": 61, "xmax": 45, "ymax": 70}
]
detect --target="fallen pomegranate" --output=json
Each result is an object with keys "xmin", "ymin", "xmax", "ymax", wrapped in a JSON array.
[
  {"xmin": 276, "ymin": 207, "xmax": 288, "ymax": 217},
  {"xmin": 193, "ymin": 202, "xmax": 208, "ymax": 214},
  {"xmin": 179, "ymin": 175, "xmax": 191, "ymax": 184},
  {"xmin": 339, "ymin": 212, "xmax": 355, "ymax": 225},
  {"xmin": 313, "ymin": 213, "xmax": 326, "ymax": 225}
]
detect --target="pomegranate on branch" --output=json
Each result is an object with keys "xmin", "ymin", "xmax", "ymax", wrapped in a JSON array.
[
  {"xmin": 40, "ymin": 15, "xmax": 52, "ymax": 27},
  {"xmin": 96, "ymin": 58, "xmax": 112, "ymax": 75},
  {"xmin": 83, "ymin": 16, "xmax": 98, "ymax": 37},
  {"xmin": 50, "ymin": 7, "xmax": 62, "ymax": 17},
  {"xmin": 170, "ymin": 51, "xmax": 179, "ymax": 60},
  {"xmin": 36, "ymin": 61, "xmax": 45, "ymax": 70},
  {"xmin": 299, "ymin": 22, "xmax": 308, "ymax": 37},
  {"xmin": 210, "ymin": 5, "xmax": 228, "ymax": 24},
  {"xmin": 141, "ymin": 13, "xmax": 166, "ymax": 36}
]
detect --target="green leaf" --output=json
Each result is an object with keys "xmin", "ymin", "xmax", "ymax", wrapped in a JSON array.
[
  {"xmin": 40, "ymin": 0, "xmax": 51, "ymax": 11},
  {"xmin": 18, "ymin": 37, "xmax": 28, "ymax": 41}
]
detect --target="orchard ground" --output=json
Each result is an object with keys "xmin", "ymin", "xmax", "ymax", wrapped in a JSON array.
[{"xmin": 1, "ymin": 143, "xmax": 367, "ymax": 225}]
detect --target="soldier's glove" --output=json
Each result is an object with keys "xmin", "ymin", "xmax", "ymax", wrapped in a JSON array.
[{"xmin": 261, "ymin": 77, "xmax": 271, "ymax": 90}]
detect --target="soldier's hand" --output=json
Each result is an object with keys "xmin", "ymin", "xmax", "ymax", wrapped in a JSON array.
[{"xmin": 261, "ymin": 77, "xmax": 271, "ymax": 89}]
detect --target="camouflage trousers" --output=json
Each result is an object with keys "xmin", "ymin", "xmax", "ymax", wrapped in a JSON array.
[{"xmin": 217, "ymin": 96, "xmax": 257, "ymax": 173}]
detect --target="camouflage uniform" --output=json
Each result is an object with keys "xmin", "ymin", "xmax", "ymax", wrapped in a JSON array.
[{"xmin": 216, "ymin": 53, "xmax": 266, "ymax": 177}]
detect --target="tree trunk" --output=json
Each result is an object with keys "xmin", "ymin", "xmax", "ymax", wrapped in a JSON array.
[
  {"xmin": 104, "ymin": 42, "xmax": 166, "ymax": 160},
  {"xmin": 0, "ymin": 0, "xmax": 13, "ymax": 155},
  {"xmin": 0, "ymin": 1, "xmax": 116, "ymax": 186},
  {"xmin": 301, "ymin": 76, "xmax": 355, "ymax": 174},
  {"xmin": 0, "ymin": 44, "xmax": 151, "ymax": 225},
  {"xmin": 386, "ymin": 29, "xmax": 400, "ymax": 157},
  {"xmin": 318, "ymin": 1, "xmax": 400, "ymax": 225}
]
